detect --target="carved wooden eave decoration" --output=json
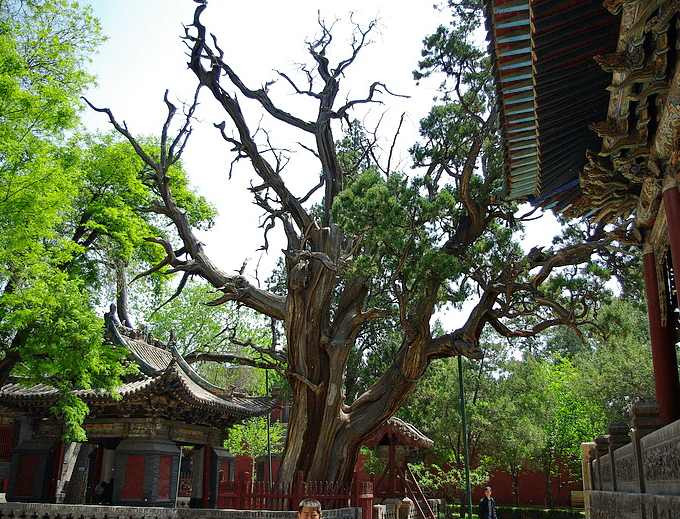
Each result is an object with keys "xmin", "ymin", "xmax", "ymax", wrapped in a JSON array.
[
  {"xmin": 486, "ymin": 0, "xmax": 680, "ymax": 226},
  {"xmin": 581, "ymin": 0, "xmax": 680, "ymax": 227}
]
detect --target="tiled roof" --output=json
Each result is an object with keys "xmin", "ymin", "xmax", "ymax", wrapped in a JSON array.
[
  {"xmin": 0, "ymin": 319, "xmax": 276, "ymax": 419},
  {"xmin": 486, "ymin": 0, "xmax": 621, "ymax": 211},
  {"xmin": 364, "ymin": 417, "xmax": 434, "ymax": 449}
]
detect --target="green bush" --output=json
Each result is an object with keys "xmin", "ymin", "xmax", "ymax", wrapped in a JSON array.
[
  {"xmin": 438, "ymin": 502, "xmax": 584, "ymax": 519},
  {"xmin": 494, "ymin": 507, "xmax": 584, "ymax": 519}
]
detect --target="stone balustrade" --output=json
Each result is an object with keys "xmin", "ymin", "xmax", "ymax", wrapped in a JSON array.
[
  {"xmin": 582, "ymin": 402, "xmax": 680, "ymax": 518},
  {"xmin": 0, "ymin": 503, "xmax": 363, "ymax": 519}
]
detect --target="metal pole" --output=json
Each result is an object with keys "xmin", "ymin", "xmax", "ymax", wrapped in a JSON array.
[
  {"xmin": 458, "ymin": 355, "xmax": 473, "ymax": 519},
  {"xmin": 266, "ymin": 369, "xmax": 273, "ymax": 487},
  {"xmin": 267, "ymin": 317, "xmax": 276, "ymax": 487}
]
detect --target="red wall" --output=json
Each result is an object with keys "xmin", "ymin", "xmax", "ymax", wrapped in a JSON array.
[
  {"xmin": 234, "ymin": 454, "xmax": 253, "ymax": 477},
  {"xmin": 471, "ymin": 467, "xmax": 581, "ymax": 508},
  {"xmin": 237, "ymin": 450, "xmax": 580, "ymax": 508}
]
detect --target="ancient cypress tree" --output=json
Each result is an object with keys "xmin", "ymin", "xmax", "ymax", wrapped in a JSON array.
[{"xmin": 92, "ymin": 1, "xmax": 623, "ymax": 483}]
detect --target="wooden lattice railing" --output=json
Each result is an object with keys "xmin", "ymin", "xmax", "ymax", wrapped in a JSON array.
[{"xmin": 217, "ymin": 471, "xmax": 373, "ymax": 519}]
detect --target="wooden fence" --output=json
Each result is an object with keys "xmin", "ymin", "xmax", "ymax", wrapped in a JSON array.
[{"xmin": 217, "ymin": 471, "xmax": 373, "ymax": 519}]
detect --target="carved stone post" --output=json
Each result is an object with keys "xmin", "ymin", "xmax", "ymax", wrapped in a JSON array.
[
  {"xmin": 630, "ymin": 401, "xmax": 662, "ymax": 494},
  {"xmin": 607, "ymin": 424, "xmax": 631, "ymax": 492},
  {"xmin": 581, "ymin": 442, "xmax": 596, "ymax": 491},
  {"xmin": 594, "ymin": 435, "xmax": 612, "ymax": 491}
]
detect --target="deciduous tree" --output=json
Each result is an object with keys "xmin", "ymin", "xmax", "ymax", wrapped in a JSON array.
[{"xmin": 0, "ymin": 0, "xmax": 216, "ymax": 440}]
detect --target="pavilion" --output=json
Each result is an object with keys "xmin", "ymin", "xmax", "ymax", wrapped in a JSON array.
[
  {"xmin": 363, "ymin": 416, "xmax": 434, "ymax": 503},
  {"xmin": 0, "ymin": 310, "xmax": 276, "ymax": 507}
]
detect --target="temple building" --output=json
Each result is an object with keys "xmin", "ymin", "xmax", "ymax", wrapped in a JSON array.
[
  {"xmin": 0, "ymin": 311, "xmax": 276, "ymax": 507},
  {"xmin": 484, "ymin": 0, "xmax": 680, "ymax": 516}
]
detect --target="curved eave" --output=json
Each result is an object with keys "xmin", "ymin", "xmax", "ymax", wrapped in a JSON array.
[
  {"xmin": 106, "ymin": 318, "xmax": 275, "ymax": 417},
  {"xmin": 486, "ymin": 0, "xmax": 620, "ymax": 210},
  {"xmin": 0, "ymin": 366, "xmax": 277, "ymax": 420},
  {"xmin": 0, "ymin": 317, "xmax": 277, "ymax": 425},
  {"xmin": 363, "ymin": 417, "xmax": 434, "ymax": 449},
  {"xmin": 160, "ymin": 362, "xmax": 277, "ymax": 418}
]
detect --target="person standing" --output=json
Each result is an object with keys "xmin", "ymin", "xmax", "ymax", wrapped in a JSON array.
[{"xmin": 478, "ymin": 486, "xmax": 497, "ymax": 519}]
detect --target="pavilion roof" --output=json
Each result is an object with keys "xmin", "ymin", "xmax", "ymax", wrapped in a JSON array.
[
  {"xmin": 0, "ymin": 316, "xmax": 276, "ymax": 420},
  {"xmin": 363, "ymin": 417, "xmax": 434, "ymax": 449}
]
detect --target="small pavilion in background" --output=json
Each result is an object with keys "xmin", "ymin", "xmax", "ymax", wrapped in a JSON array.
[
  {"xmin": 363, "ymin": 417, "xmax": 435, "ymax": 519},
  {"xmin": 363, "ymin": 417, "xmax": 433, "ymax": 503},
  {"xmin": 0, "ymin": 310, "xmax": 276, "ymax": 508}
]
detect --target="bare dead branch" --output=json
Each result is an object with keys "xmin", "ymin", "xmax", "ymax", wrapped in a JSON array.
[
  {"xmin": 334, "ymin": 84, "xmax": 408, "ymax": 124},
  {"xmin": 152, "ymin": 271, "xmax": 191, "ymax": 314},
  {"xmin": 386, "ymin": 112, "xmax": 406, "ymax": 175},
  {"xmin": 299, "ymin": 175, "xmax": 325, "ymax": 204},
  {"xmin": 277, "ymin": 70, "xmax": 321, "ymax": 100},
  {"xmin": 334, "ymin": 15, "xmax": 377, "ymax": 78},
  {"xmin": 184, "ymin": 351, "xmax": 277, "ymax": 369},
  {"xmin": 86, "ymin": 89, "xmax": 287, "ymax": 320},
  {"xmin": 284, "ymin": 249, "xmax": 350, "ymax": 274},
  {"xmin": 186, "ymin": 3, "xmax": 316, "ymax": 235}
]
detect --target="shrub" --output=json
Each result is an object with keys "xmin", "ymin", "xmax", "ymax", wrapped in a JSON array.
[{"xmin": 495, "ymin": 507, "xmax": 584, "ymax": 519}]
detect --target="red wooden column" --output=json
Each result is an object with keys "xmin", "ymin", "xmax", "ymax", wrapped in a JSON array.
[
  {"xmin": 642, "ymin": 243, "xmax": 680, "ymax": 425},
  {"xmin": 662, "ymin": 175, "xmax": 680, "ymax": 309}
]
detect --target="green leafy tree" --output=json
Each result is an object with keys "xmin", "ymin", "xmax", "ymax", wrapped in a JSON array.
[
  {"xmin": 536, "ymin": 358, "xmax": 605, "ymax": 508},
  {"xmin": 497, "ymin": 298, "xmax": 652, "ymax": 508},
  {"xmin": 479, "ymin": 354, "xmax": 547, "ymax": 506},
  {"xmin": 399, "ymin": 353, "xmax": 493, "ymax": 505},
  {"xmin": 0, "ymin": 129, "xmax": 213, "ymax": 439},
  {"xmin": 94, "ymin": 0, "xmax": 637, "ymax": 484},
  {"xmin": 0, "ymin": 0, "xmax": 216, "ymax": 440},
  {"xmin": 570, "ymin": 299, "xmax": 655, "ymax": 426},
  {"xmin": 224, "ymin": 416, "xmax": 286, "ymax": 478},
  {"xmin": 0, "ymin": 0, "xmax": 116, "ymax": 440}
]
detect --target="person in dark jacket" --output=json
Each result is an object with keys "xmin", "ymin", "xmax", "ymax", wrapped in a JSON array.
[{"xmin": 478, "ymin": 486, "xmax": 498, "ymax": 519}]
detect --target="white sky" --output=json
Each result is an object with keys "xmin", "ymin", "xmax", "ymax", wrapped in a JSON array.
[
  {"xmin": 81, "ymin": 0, "xmax": 453, "ymax": 277},
  {"xmin": 81, "ymin": 0, "xmax": 560, "ymax": 319}
]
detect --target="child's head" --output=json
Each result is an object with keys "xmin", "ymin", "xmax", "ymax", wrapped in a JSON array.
[{"xmin": 298, "ymin": 499, "xmax": 322, "ymax": 519}]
